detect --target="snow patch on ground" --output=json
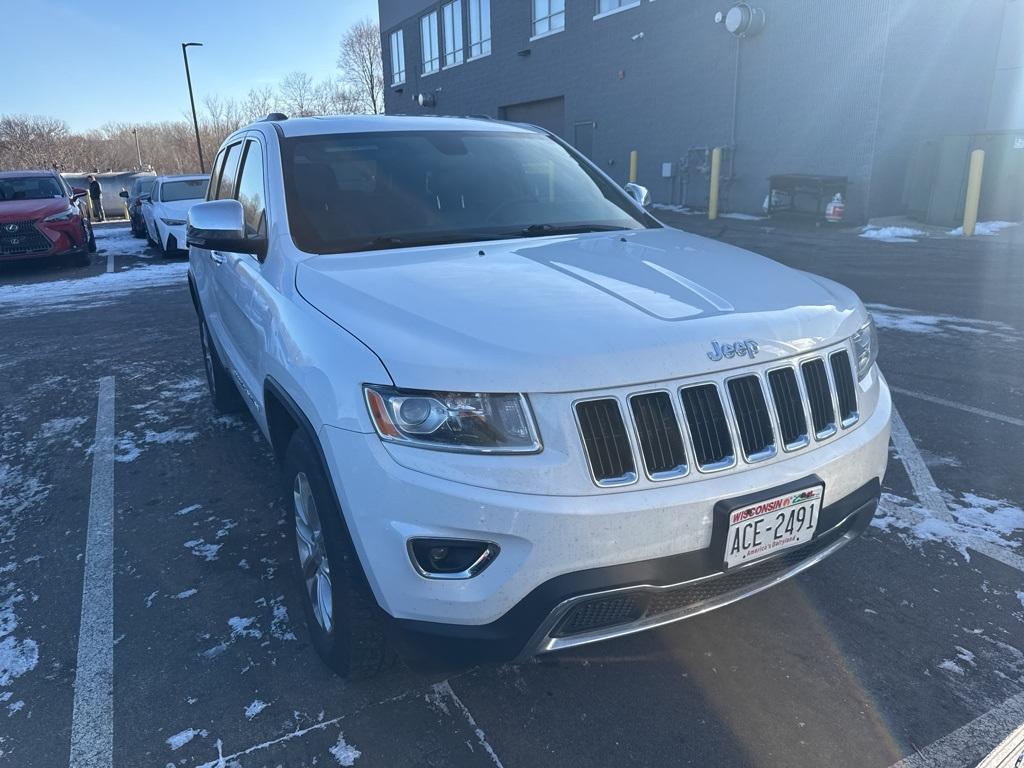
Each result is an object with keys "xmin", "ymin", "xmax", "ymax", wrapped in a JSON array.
[
  {"xmin": 166, "ymin": 727, "xmax": 207, "ymax": 750},
  {"xmin": 37, "ymin": 416, "xmax": 88, "ymax": 440},
  {"xmin": 948, "ymin": 220, "xmax": 1019, "ymax": 237},
  {"xmin": 938, "ymin": 659, "xmax": 965, "ymax": 675},
  {"xmin": 720, "ymin": 212, "xmax": 767, "ymax": 221},
  {"xmin": 0, "ymin": 262, "xmax": 188, "ymax": 318},
  {"xmin": 0, "ymin": 591, "xmax": 39, "ymax": 687},
  {"xmin": 175, "ymin": 504, "xmax": 201, "ymax": 516},
  {"xmin": 329, "ymin": 732, "xmax": 362, "ymax": 766},
  {"xmin": 228, "ymin": 616, "xmax": 262, "ymax": 640},
  {"xmin": 859, "ymin": 226, "xmax": 926, "ymax": 243},
  {"xmin": 143, "ymin": 428, "xmax": 198, "ymax": 445},
  {"xmin": 184, "ymin": 539, "xmax": 222, "ymax": 562},
  {"xmin": 172, "ymin": 589, "xmax": 198, "ymax": 599},
  {"xmin": 94, "ymin": 227, "xmax": 145, "ymax": 256},
  {"xmin": 270, "ymin": 596, "xmax": 297, "ymax": 641},
  {"xmin": 866, "ymin": 303, "xmax": 1019, "ymax": 340},
  {"xmin": 872, "ymin": 491, "xmax": 1024, "ymax": 561},
  {"xmin": 244, "ymin": 699, "xmax": 269, "ymax": 720},
  {"xmin": 650, "ymin": 203, "xmax": 696, "ymax": 214}
]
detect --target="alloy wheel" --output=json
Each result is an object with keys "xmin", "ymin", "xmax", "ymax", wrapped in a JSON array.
[{"xmin": 293, "ymin": 471, "xmax": 334, "ymax": 634}]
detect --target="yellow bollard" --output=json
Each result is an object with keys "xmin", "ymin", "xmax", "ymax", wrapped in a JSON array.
[
  {"xmin": 629, "ymin": 150, "xmax": 638, "ymax": 184},
  {"xmin": 708, "ymin": 147, "xmax": 722, "ymax": 220},
  {"xmin": 962, "ymin": 149, "xmax": 985, "ymax": 237}
]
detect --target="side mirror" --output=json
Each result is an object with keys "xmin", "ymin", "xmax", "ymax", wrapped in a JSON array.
[
  {"xmin": 187, "ymin": 199, "xmax": 267, "ymax": 258},
  {"xmin": 119, "ymin": 190, "xmax": 129, "ymax": 199},
  {"xmin": 139, "ymin": 195, "xmax": 151, "ymax": 203},
  {"xmin": 624, "ymin": 183, "xmax": 651, "ymax": 208},
  {"xmin": 71, "ymin": 187, "xmax": 87, "ymax": 201}
]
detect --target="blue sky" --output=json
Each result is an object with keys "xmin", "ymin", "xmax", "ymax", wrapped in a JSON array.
[{"xmin": 10, "ymin": 0, "xmax": 379, "ymax": 131}]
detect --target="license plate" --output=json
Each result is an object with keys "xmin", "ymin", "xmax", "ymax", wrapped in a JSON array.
[{"xmin": 724, "ymin": 483, "xmax": 824, "ymax": 568}]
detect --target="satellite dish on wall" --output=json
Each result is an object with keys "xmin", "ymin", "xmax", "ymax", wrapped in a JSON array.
[{"xmin": 717, "ymin": 3, "xmax": 766, "ymax": 37}]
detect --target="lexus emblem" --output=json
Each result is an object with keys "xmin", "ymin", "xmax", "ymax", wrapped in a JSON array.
[{"xmin": 3, "ymin": 224, "xmax": 17, "ymax": 233}]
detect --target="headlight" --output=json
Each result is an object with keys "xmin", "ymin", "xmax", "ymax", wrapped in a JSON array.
[
  {"xmin": 364, "ymin": 385, "xmax": 541, "ymax": 453},
  {"xmin": 43, "ymin": 207, "xmax": 77, "ymax": 222},
  {"xmin": 851, "ymin": 317, "xmax": 878, "ymax": 380},
  {"xmin": 160, "ymin": 217, "xmax": 186, "ymax": 226}
]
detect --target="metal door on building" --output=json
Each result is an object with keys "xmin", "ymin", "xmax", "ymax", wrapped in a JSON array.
[
  {"xmin": 574, "ymin": 121, "xmax": 596, "ymax": 159},
  {"xmin": 499, "ymin": 96, "xmax": 566, "ymax": 138}
]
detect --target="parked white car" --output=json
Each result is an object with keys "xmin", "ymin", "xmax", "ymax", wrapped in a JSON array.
[
  {"xmin": 142, "ymin": 174, "xmax": 209, "ymax": 256},
  {"xmin": 186, "ymin": 115, "xmax": 891, "ymax": 678}
]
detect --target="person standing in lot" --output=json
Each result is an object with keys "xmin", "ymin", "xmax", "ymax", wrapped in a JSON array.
[{"xmin": 87, "ymin": 174, "xmax": 104, "ymax": 222}]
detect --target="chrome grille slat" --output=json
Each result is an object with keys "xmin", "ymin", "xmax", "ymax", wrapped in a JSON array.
[
  {"xmin": 630, "ymin": 392, "xmax": 687, "ymax": 479},
  {"xmin": 727, "ymin": 375, "xmax": 776, "ymax": 461},
  {"xmin": 575, "ymin": 399, "xmax": 637, "ymax": 486},
  {"xmin": 767, "ymin": 368, "xmax": 809, "ymax": 450},
  {"xmin": 680, "ymin": 384, "xmax": 735, "ymax": 471},
  {"xmin": 829, "ymin": 351, "xmax": 859, "ymax": 427},
  {"xmin": 801, "ymin": 358, "xmax": 836, "ymax": 438}
]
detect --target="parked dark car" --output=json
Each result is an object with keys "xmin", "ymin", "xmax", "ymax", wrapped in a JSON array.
[
  {"xmin": 120, "ymin": 176, "xmax": 157, "ymax": 238},
  {"xmin": 0, "ymin": 171, "xmax": 96, "ymax": 266}
]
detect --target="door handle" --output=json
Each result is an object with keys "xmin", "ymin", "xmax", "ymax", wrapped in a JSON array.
[{"xmin": 210, "ymin": 251, "xmax": 225, "ymax": 265}]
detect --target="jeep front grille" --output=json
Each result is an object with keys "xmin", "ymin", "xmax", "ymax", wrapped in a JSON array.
[
  {"xmin": 575, "ymin": 398, "xmax": 637, "ymax": 486},
  {"xmin": 575, "ymin": 343, "xmax": 860, "ymax": 487}
]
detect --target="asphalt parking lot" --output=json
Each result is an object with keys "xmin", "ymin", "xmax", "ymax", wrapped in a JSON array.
[{"xmin": 0, "ymin": 218, "xmax": 1022, "ymax": 768}]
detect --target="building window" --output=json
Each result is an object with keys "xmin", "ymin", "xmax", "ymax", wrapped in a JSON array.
[
  {"xmin": 596, "ymin": 0, "xmax": 640, "ymax": 15},
  {"xmin": 442, "ymin": 1, "xmax": 464, "ymax": 67},
  {"xmin": 421, "ymin": 11, "xmax": 440, "ymax": 74},
  {"xmin": 468, "ymin": 0, "xmax": 491, "ymax": 57},
  {"xmin": 389, "ymin": 29, "xmax": 405, "ymax": 84},
  {"xmin": 533, "ymin": 0, "xmax": 565, "ymax": 36}
]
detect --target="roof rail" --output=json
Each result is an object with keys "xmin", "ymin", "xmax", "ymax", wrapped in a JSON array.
[{"xmin": 261, "ymin": 112, "xmax": 288, "ymax": 121}]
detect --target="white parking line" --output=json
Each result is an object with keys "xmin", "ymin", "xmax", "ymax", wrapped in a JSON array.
[
  {"xmin": 888, "ymin": 691, "xmax": 1024, "ymax": 768},
  {"xmin": 890, "ymin": 386, "xmax": 1024, "ymax": 428},
  {"xmin": 432, "ymin": 680, "xmax": 506, "ymax": 768},
  {"xmin": 69, "ymin": 376, "xmax": 115, "ymax": 768},
  {"xmin": 890, "ymin": 406, "xmax": 1024, "ymax": 574},
  {"xmin": 105, "ymin": 250, "xmax": 113, "ymax": 273}
]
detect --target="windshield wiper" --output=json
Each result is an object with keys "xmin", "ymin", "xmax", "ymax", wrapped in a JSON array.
[{"xmin": 517, "ymin": 223, "xmax": 628, "ymax": 237}]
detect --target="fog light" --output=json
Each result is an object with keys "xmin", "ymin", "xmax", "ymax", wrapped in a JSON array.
[{"xmin": 408, "ymin": 538, "xmax": 499, "ymax": 579}]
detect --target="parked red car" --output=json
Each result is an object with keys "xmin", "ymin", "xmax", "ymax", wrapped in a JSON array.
[{"xmin": 0, "ymin": 171, "xmax": 96, "ymax": 266}]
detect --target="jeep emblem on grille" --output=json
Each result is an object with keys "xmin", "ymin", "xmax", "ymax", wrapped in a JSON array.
[{"xmin": 707, "ymin": 340, "xmax": 759, "ymax": 361}]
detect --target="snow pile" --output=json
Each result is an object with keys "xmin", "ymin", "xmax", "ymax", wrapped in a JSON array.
[
  {"xmin": 94, "ymin": 227, "xmax": 146, "ymax": 256},
  {"xmin": 866, "ymin": 303, "xmax": 1018, "ymax": 340},
  {"xmin": 0, "ymin": 262, "xmax": 187, "ymax": 318},
  {"xmin": 872, "ymin": 491, "xmax": 1024, "ymax": 561},
  {"xmin": 948, "ymin": 221, "xmax": 1019, "ymax": 237},
  {"xmin": 329, "ymin": 733, "xmax": 362, "ymax": 766},
  {"xmin": 859, "ymin": 226, "xmax": 926, "ymax": 243}
]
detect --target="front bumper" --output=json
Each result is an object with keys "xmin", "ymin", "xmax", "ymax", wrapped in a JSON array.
[{"xmin": 320, "ymin": 376, "xmax": 891, "ymax": 660}]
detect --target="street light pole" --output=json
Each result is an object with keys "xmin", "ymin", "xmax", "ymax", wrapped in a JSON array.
[
  {"xmin": 181, "ymin": 42, "xmax": 205, "ymax": 173},
  {"xmin": 132, "ymin": 128, "xmax": 142, "ymax": 168}
]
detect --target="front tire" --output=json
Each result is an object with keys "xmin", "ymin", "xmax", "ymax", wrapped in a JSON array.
[
  {"xmin": 284, "ymin": 431, "xmax": 393, "ymax": 679},
  {"xmin": 198, "ymin": 318, "xmax": 244, "ymax": 413},
  {"xmin": 85, "ymin": 222, "xmax": 97, "ymax": 253}
]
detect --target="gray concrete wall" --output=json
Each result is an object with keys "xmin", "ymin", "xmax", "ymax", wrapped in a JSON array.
[{"xmin": 380, "ymin": 0, "xmax": 1009, "ymax": 221}]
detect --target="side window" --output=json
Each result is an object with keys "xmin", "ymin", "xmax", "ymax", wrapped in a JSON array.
[
  {"xmin": 215, "ymin": 142, "xmax": 243, "ymax": 200},
  {"xmin": 152, "ymin": 182, "xmax": 160, "ymax": 202},
  {"xmin": 235, "ymin": 140, "xmax": 267, "ymax": 239},
  {"xmin": 207, "ymin": 150, "xmax": 226, "ymax": 200}
]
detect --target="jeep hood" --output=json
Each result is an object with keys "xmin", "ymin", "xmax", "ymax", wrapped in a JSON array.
[{"xmin": 295, "ymin": 227, "xmax": 865, "ymax": 393}]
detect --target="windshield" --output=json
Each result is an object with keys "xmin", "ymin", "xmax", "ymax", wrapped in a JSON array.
[
  {"xmin": 160, "ymin": 179, "xmax": 207, "ymax": 202},
  {"xmin": 0, "ymin": 176, "xmax": 65, "ymax": 201},
  {"xmin": 131, "ymin": 178, "xmax": 155, "ymax": 196},
  {"xmin": 282, "ymin": 130, "xmax": 659, "ymax": 254}
]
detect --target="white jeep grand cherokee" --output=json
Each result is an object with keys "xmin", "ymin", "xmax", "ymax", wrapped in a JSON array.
[{"xmin": 186, "ymin": 115, "xmax": 891, "ymax": 677}]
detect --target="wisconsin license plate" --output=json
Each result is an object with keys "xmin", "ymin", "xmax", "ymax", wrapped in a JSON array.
[{"xmin": 724, "ymin": 484, "xmax": 824, "ymax": 568}]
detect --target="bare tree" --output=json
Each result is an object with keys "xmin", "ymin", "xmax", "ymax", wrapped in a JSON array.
[
  {"xmin": 242, "ymin": 85, "xmax": 278, "ymax": 122},
  {"xmin": 278, "ymin": 71, "xmax": 318, "ymax": 117},
  {"xmin": 0, "ymin": 115, "xmax": 73, "ymax": 170},
  {"xmin": 337, "ymin": 19, "xmax": 385, "ymax": 115}
]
